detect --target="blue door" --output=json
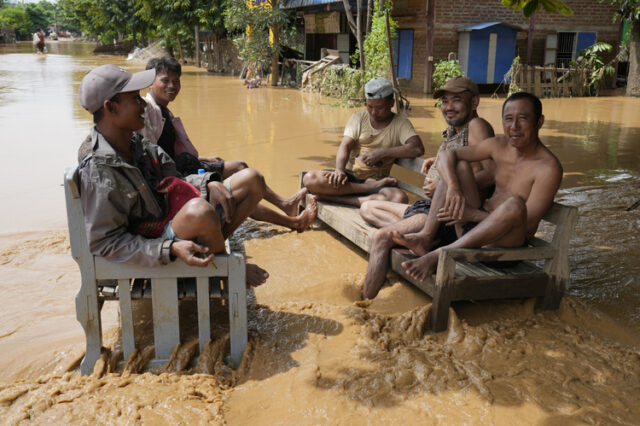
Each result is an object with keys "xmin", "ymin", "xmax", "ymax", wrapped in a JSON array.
[
  {"xmin": 576, "ymin": 32, "xmax": 597, "ymax": 54},
  {"xmin": 392, "ymin": 29, "xmax": 414, "ymax": 79}
]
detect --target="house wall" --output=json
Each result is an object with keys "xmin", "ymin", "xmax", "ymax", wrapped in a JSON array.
[{"xmin": 392, "ymin": 0, "xmax": 621, "ymax": 92}]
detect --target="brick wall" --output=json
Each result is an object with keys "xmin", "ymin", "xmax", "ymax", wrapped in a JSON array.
[{"xmin": 392, "ymin": 0, "xmax": 621, "ymax": 92}]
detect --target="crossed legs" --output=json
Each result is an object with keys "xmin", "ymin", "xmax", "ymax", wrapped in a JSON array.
[
  {"xmin": 223, "ymin": 160, "xmax": 317, "ymax": 231},
  {"xmin": 302, "ymin": 170, "xmax": 408, "ymax": 207},
  {"xmin": 362, "ymin": 213, "xmax": 428, "ymax": 299}
]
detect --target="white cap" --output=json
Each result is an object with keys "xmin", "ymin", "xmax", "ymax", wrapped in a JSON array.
[{"xmin": 364, "ymin": 77, "xmax": 396, "ymax": 99}]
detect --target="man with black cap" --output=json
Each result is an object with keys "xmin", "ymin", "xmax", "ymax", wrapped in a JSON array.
[
  {"xmin": 77, "ymin": 64, "xmax": 268, "ymax": 286},
  {"xmin": 302, "ymin": 77, "xmax": 424, "ymax": 206},
  {"xmin": 360, "ymin": 76, "xmax": 495, "ymax": 299}
]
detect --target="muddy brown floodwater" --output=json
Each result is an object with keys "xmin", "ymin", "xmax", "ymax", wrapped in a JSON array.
[{"xmin": 1, "ymin": 41, "xmax": 639, "ymax": 424}]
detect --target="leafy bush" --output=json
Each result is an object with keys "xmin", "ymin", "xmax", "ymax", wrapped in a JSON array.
[
  {"xmin": 432, "ymin": 58, "xmax": 464, "ymax": 91},
  {"xmin": 570, "ymin": 42, "xmax": 615, "ymax": 96}
]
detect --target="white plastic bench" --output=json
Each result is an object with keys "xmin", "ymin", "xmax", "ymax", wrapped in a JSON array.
[{"xmin": 64, "ymin": 165, "xmax": 248, "ymax": 374}]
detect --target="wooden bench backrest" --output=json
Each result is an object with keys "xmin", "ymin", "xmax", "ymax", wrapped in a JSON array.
[{"xmin": 64, "ymin": 165, "xmax": 94, "ymax": 269}]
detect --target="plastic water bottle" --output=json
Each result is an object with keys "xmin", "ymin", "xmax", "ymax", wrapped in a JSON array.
[{"xmin": 198, "ymin": 168, "xmax": 205, "ymax": 175}]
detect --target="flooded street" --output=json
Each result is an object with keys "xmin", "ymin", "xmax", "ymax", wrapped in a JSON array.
[{"xmin": 1, "ymin": 41, "xmax": 639, "ymax": 424}]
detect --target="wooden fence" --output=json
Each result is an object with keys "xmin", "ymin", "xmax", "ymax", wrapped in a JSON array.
[{"xmin": 512, "ymin": 65, "xmax": 590, "ymax": 98}]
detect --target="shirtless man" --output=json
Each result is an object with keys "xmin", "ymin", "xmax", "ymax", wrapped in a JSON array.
[
  {"xmin": 142, "ymin": 56, "xmax": 317, "ymax": 232},
  {"xmin": 361, "ymin": 77, "xmax": 494, "ymax": 299},
  {"xmin": 302, "ymin": 77, "xmax": 424, "ymax": 206},
  {"xmin": 393, "ymin": 92, "xmax": 562, "ymax": 282}
]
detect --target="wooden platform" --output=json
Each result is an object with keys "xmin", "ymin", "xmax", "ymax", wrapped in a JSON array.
[{"xmin": 301, "ymin": 158, "xmax": 578, "ymax": 332}]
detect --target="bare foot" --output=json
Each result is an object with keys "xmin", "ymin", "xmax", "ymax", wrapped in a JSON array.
[
  {"xmin": 294, "ymin": 195, "xmax": 318, "ymax": 232},
  {"xmin": 390, "ymin": 231, "xmax": 434, "ymax": 257},
  {"xmin": 246, "ymin": 263, "xmax": 269, "ymax": 287},
  {"xmin": 280, "ymin": 187, "xmax": 308, "ymax": 217},
  {"xmin": 365, "ymin": 177, "xmax": 398, "ymax": 188},
  {"xmin": 401, "ymin": 251, "xmax": 439, "ymax": 282}
]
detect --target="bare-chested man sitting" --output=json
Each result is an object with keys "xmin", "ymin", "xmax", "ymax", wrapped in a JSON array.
[
  {"xmin": 393, "ymin": 92, "xmax": 562, "ymax": 282},
  {"xmin": 302, "ymin": 77, "xmax": 424, "ymax": 206},
  {"xmin": 361, "ymin": 77, "xmax": 494, "ymax": 298}
]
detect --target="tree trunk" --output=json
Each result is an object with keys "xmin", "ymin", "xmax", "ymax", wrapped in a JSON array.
[
  {"xmin": 627, "ymin": 20, "xmax": 640, "ymax": 97},
  {"xmin": 342, "ymin": 0, "xmax": 365, "ymax": 70},
  {"xmin": 206, "ymin": 36, "xmax": 214, "ymax": 72},
  {"xmin": 356, "ymin": 0, "xmax": 365, "ymax": 70},
  {"xmin": 177, "ymin": 35, "xmax": 184, "ymax": 63},
  {"xmin": 366, "ymin": 0, "xmax": 372, "ymax": 35},
  {"xmin": 271, "ymin": 23, "xmax": 280, "ymax": 86},
  {"xmin": 424, "ymin": 0, "xmax": 435, "ymax": 93},
  {"xmin": 195, "ymin": 25, "xmax": 201, "ymax": 68}
]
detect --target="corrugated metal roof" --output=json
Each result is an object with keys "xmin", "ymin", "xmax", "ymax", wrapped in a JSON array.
[
  {"xmin": 280, "ymin": 0, "xmax": 342, "ymax": 9},
  {"xmin": 458, "ymin": 21, "xmax": 523, "ymax": 31}
]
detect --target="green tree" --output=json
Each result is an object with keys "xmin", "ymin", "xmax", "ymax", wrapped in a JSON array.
[
  {"xmin": 357, "ymin": 1, "xmax": 396, "ymax": 81},
  {"xmin": 24, "ymin": 2, "xmax": 55, "ymax": 32},
  {"xmin": 608, "ymin": 0, "xmax": 640, "ymax": 96},
  {"xmin": 0, "ymin": 7, "xmax": 33, "ymax": 40},
  {"xmin": 224, "ymin": 0, "xmax": 290, "ymax": 80},
  {"xmin": 501, "ymin": 0, "xmax": 573, "ymax": 17}
]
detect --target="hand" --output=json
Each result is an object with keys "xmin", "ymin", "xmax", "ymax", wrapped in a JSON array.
[
  {"xmin": 170, "ymin": 240, "xmax": 214, "ymax": 267},
  {"xmin": 421, "ymin": 157, "xmax": 436, "ymax": 174},
  {"xmin": 358, "ymin": 150, "xmax": 385, "ymax": 167},
  {"xmin": 321, "ymin": 170, "xmax": 348, "ymax": 189},
  {"xmin": 207, "ymin": 181, "xmax": 236, "ymax": 223},
  {"xmin": 422, "ymin": 177, "xmax": 438, "ymax": 198},
  {"xmin": 443, "ymin": 186, "xmax": 465, "ymax": 222}
]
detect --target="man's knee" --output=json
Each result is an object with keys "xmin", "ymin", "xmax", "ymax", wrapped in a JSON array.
[
  {"xmin": 180, "ymin": 198, "xmax": 219, "ymax": 228},
  {"xmin": 302, "ymin": 171, "xmax": 321, "ymax": 189},
  {"xmin": 380, "ymin": 188, "xmax": 408, "ymax": 204},
  {"xmin": 502, "ymin": 196, "xmax": 526, "ymax": 223},
  {"xmin": 360, "ymin": 200, "xmax": 377, "ymax": 220},
  {"xmin": 456, "ymin": 159, "xmax": 473, "ymax": 175},
  {"xmin": 237, "ymin": 167, "xmax": 266, "ymax": 195},
  {"xmin": 226, "ymin": 160, "xmax": 248, "ymax": 175}
]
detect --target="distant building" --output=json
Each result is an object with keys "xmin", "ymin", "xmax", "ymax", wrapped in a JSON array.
[{"xmin": 281, "ymin": 0, "xmax": 622, "ymax": 92}]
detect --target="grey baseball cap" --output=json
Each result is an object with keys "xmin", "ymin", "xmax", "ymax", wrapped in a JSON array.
[
  {"xmin": 78, "ymin": 64, "xmax": 156, "ymax": 113},
  {"xmin": 364, "ymin": 77, "xmax": 396, "ymax": 99}
]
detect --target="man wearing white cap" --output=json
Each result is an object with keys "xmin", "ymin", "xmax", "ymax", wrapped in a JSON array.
[
  {"xmin": 302, "ymin": 77, "xmax": 424, "ymax": 206},
  {"xmin": 76, "ymin": 64, "xmax": 269, "ymax": 286}
]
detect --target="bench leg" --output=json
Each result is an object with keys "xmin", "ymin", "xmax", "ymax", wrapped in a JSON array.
[
  {"xmin": 75, "ymin": 277, "xmax": 102, "ymax": 375},
  {"xmin": 151, "ymin": 278, "xmax": 180, "ymax": 359},
  {"xmin": 118, "ymin": 279, "xmax": 136, "ymax": 360},
  {"xmin": 228, "ymin": 254, "xmax": 248, "ymax": 367},
  {"xmin": 196, "ymin": 276, "xmax": 211, "ymax": 353},
  {"xmin": 540, "ymin": 275, "xmax": 565, "ymax": 310},
  {"xmin": 430, "ymin": 253, "xmax": 456, "ymax": 333}
]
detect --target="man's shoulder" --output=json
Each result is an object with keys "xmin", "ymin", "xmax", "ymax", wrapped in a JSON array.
[{"xmin": 467, "ymin": 116, "xmax": 494, "ymax": 144}]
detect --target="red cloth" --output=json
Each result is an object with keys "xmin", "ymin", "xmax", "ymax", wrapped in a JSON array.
[{"xmin": 133, "ymin": 176, "xmax": 201, "ymax": 238}]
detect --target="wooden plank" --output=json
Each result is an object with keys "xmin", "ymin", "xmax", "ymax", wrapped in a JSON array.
[
  {"xmin": 431, "ymin": 251, "xmax": 456, "ymax": 332},
  {"xmin": 451, "ymin": 274, "xmax": 548, "ymax": 300},
  {"xmin": 315, "ymin": 201, "xmax": 375, "ymax": 252},
  {"xmin": 228, "ymin": 253, "xmax": 248, "ymax": 367},
  {"xmin": 196, "ymin": 277, "xmax": 210, "ymax": 354},
  {"xmin": 95, "ymin": 257, "xmax": 228, "ymax": 280},
  {"xmin": 118, "ymin": 278, "xmax": 135, "ymax": 360},
  {"xmin": 151, "ymin": 278, "xmax": 180, "ymax": 359},
  {"xmin": 389, "ymin": 248, "xmax": 436, "ymax": 295},
  {"xmin": 442, "ymin": 245, "xmax": 556, "ymax": 262}
]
